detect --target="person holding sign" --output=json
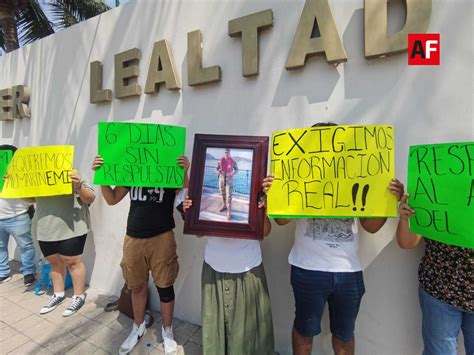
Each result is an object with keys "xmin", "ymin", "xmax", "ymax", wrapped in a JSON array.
[
  {"xmin": 0, "ymin": 145, "xmax": 36, "ymax": 286},
  {"xmin": 92, "ymin": 155, "xmax": 189, "ymax": 355},
  {"xmin": 395, "ymin": 189, "xmax": 473, "ymax": 355},
  {"xmin": 216, "ymin": 149, "xmax": 238, "ymax": 220},
  {"xmin": 181, "ymin": 191, "xmax": 274, "ymax": 355},
  {"xmin": 28, "ymin": 170, "xmax": 95, "ymax": 317},
  {"xmin": 262, "ymin": 122, "xmax": 404, "ymax": 355}
]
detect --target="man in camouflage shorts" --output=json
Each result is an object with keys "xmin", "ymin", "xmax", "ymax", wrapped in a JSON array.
[{"xmin": 216, "ymin": 149, "xmax": 238, "ymax": 220}]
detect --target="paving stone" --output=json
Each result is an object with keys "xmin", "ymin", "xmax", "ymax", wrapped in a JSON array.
[
  {"xmin": 65, "ymin": 339, "xmax": 100, "ymax": 354},
  {"xmin": 183, "ymin": 340, "xmax": 203, "ymax": 355},
  {"xmin": 46, "ymin": 333, "xmax": 83, "ymax": 353},
  {"xmin": 10, "ymin": 314, "xmax": 47, "ymax": 333},
  {"xmin": 151, "ymin": 343, "xmax": 185, "ymax": 355},
  {"xmin": 0, "ymin": 320, "xmax": 9, "ymax": 330},
  {"xmin": 190, "ymin": 327, "xmax": 202, "ymax": 345},
  {"xmin": 106, "ymin": 313, "xmax": 134, "ymax": 334},
  {"xmin": 85, "ymin": 326, "xmax": 123, "ymax": 348},
  {"xmin": 0, "ymin": 326, "xmax": 18, "ymax": 341},
  {"xmin": 26, "ymin": 320, "xmax": 67, "ymax": 346},
  {"xmin": 174, "ymin": 321, "xmax": 200, "ymax": 344},
  {"xmin": 7, "ymin": 340, "xmax": 44, "ymax": 354},
  {"xmin": 91, "ymin": 309, "xmax": 120, "ymax": 325},
  {"xmin": 0, "ymin": 331, "xmax": 30, "ymax": 353},
  {"xmin": 100, "ymin": 330, "xmax": 129, "ymax": 353},
  {"xmin": 1, "ymin": 307, "xmax": 32, "ymax": 325},
  {"xmin": 70, "ymin": 319, "xmax": 105, "ymax": 339}
]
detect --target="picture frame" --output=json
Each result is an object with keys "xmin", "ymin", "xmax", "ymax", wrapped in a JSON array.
[{"xmin": 184, "ymin": 134, "xmax": 269, "ymax": 240}]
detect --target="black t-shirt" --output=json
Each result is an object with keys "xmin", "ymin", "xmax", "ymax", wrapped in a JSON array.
[{"xmin": 126, "ymin": 187, "xmax": 176, "ymax": 238}]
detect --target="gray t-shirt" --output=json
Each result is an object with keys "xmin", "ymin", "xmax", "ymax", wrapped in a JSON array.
[{"xmin": 33, "ymin": 179, "xmax": 94, "ymax": 242}]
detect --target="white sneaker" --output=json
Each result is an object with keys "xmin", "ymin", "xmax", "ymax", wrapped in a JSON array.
[
  {"xmin": 162, "ymin": 326, "xmax": 177, "ymax": 354},
  {"xmin": 40, "ymin": 294, "xmax": 65, "ymax": 314},
  {"xmin": 119, "ymin": 321, "xmax": 146, "ymax": 354}
]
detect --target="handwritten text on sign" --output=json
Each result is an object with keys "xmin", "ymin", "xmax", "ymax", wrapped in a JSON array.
[
  {"xmin": 407, "ymin": 142, "xmax": 474, "ymax": 248},
  {"xmin": 94, "ymin": 122, "xmax": 186, "ymax": 188},
  {"xmin": 0, "ymin": 150, "xmax": 13, "ymax": 191},
  {"xmin": 267, "ymin": 125, "xmax": 397, "ymax": 218},
  {"xmin": 0, "ymin": 146, "xmax": 74, "ymax": 198}
]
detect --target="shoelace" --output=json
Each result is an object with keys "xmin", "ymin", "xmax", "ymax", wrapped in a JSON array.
[
  {"xmin": 46, "ymin": 296, "xmax": 62, "ymax": 308},
  {"xmin": 67, "ymin": 297, "xmax": 82, "ymax": 310}
]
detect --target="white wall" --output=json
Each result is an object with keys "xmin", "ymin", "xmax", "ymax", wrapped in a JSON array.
[{"xmin": 1, "ymin": 1, "xmax": 472, "ymax": 354}]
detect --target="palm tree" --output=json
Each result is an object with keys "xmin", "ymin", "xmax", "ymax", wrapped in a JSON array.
[{"xmin": 0, "ymin": 0, "xmax": 110, "ymax": 53}]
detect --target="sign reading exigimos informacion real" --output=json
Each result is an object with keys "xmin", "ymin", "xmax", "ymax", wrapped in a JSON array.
[
  {"xmin": 89, "ymin": 0, "xmax": 432, "ymax": 103},
  {"xmin": 407, "ymin": 142, "xmax": 474, "ymax": 248},
  {"xmin": 267, "ymin": 125, "xmax": 397, "ymax": 218},
  {"xmin": 94, "ymin": 122, "xmax": 186, "ymax": 188}
]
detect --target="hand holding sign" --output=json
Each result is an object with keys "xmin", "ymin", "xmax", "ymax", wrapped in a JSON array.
[
  {"xmin": 94, "ymin": 122, "xmax": 186, "ymax": 188},
  {"xmin": 407, "ymin": 142, "xmax": 474, "ymax": 248},
  {"xmin": 0, "ymin": 150, "xmax": 13, "ymax": 191},
  {"xmin": 267, "ymin": 125, "xmax": 398, "ymax": 218}
]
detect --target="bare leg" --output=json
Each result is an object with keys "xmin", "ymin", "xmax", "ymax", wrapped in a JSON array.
[
  {"xmin": 292, "ymin": 327, "xmax": 313, "ymax": 355},
  {"xmin": 61, "ymin": 255, "xmax": 86, "ymax": 295},
  {"xmin": 131, "ymin": 285, "xmax": 147, "ymax": 326},
  {"xmin": 160, "ymin": 300, "xmax": 175, "ymax": 328},
  {"xmin": 332, "ymin": 336, "xmax": 354, "ymax": 355},
  {"xmin": 46, "ymin": 254, "xmax": 66, "ymax": 294}
]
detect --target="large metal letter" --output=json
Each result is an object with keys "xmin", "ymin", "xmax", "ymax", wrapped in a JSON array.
[
  {"xmin": 187, "ymin": 30, "xmax": 221, "ymax": 86},
  {"xmin": 286, "ymin": 0, "xmax": 347, "ymax": 70},
  {"xmin": 0, "ymin": 88, "xmax": 13, "ymax": 121},
  {"xmin": 90, "ymin": 61, "xmax": 112, "ymax": 103},
  {"xmin": 144, "ymin": 40, "xmax": 181, "ymax": 94},
  {"xmin": 12, "ymin": 85, "xmax": 30, "ymax": 118},
  {"xmin": 114, "ymin": 48, "xmax": 141, "ymax": 99},
  {"xmin": 365, "ymin": 0, "xmax": 432, "ymax": 58},
  {"xmin": 228, "ymin": 9, "xmax": 273, "ymax": 77}
]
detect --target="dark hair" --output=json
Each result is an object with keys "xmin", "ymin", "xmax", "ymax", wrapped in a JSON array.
[
  {"xmin": 0, "ymin": 145, "xmax": 17, "ymax": 154},
  {"xmin": 311, "ymin": 122, "xmax": 338, "ymax": 127}
]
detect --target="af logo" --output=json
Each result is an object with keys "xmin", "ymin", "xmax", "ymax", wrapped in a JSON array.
[{"xmin": 408, "ymin": 34, "xmax": 440, "ymax": 65}]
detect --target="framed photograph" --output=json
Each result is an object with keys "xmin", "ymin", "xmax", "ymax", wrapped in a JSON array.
[{"xmin": 184, "ymin": 134, "xmax": 269, "ymax": 239}]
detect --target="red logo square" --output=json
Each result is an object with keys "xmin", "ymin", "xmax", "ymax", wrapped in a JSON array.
[{"xmin": 408, "ymin": 34, "xmax": 440, "ymax": 65}]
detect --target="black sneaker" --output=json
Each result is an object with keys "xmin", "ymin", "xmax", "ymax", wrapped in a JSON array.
[
  {"xmin": 24, "ymin": 274, "xmax": 35, "ymax": 287},
  {"xmin": 0, "ymin": 275, "xmax": 12, "ymax": 283},
  {"xmin": 62, "ymin": 296, "xmax": 85, "ymax": 317},
  {"xmin": 40, "ymin": 295, "xmax": 65, "ymax": 314}
]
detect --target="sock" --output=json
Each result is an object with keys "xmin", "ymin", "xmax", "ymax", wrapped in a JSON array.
[
  {"xmin": 73, "ymin": 294, "xmax": 85, "ymax": 300},
  {"xmin": 55, "ymin": 291, "xmax": 65, "ymax": 298}
]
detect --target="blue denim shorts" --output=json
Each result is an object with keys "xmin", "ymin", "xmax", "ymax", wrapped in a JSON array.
[{"xmin": 290, "ymin": 266, "xmax": 365, "ymax": 342}]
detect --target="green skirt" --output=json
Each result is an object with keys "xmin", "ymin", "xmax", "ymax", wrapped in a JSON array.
[{"xmin": 201, "ymin": 262, "xmax": 275, "ymax": 355}]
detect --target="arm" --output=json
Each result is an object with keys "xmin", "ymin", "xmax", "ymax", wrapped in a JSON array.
[
  {"xmin": 360, "ymin": 217, "xmax": 386, "ymax": 234},
  {"xmin": 233, "ymin": 160, "xmax": 238, "ymax": 175},
  {"xmin": 360, "ymin": 178, "xmax": 406, "ymax": 234},
  {"xmin": 91, "ymin": 155, "xmax": 128, "ymax": 205},
  {"xmin": 261, "ymin": 175, "xmax": 292, "ymax": 226},
  {"xmin": 70, "ymin": 172, "xmax": 96, "ymax": 204},
  {"xmin": 396, "ymin": 193, "xmax": 423, "ymax": 249},
  {"xmin": 177, "ymin": 155, "xmax": 190, "ymax": 189},
  {"xmin": 100, "ymin": 185, "xmax": 129, "ymax": 206}
]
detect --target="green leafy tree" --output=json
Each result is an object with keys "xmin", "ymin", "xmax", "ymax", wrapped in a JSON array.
[{"xmin": 0, "ymin": 0, "xmax": 110, "ymax": 53}]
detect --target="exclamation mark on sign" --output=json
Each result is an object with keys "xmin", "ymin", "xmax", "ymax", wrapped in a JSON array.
[
  {"xmin": 361, "ymin": 184, "xmax": 369, "ymax": 212},
  {"xmin": 352, "ymin": 183, "xmax": 359, "ymax": 211}
]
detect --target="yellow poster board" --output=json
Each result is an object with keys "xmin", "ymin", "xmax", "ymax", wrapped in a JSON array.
[
  {"xmin": 267, "ymin": 125, "xmax": 397, "ymax": 218},
  {"xmin": 0, "ymin": 146, "xmax": 74, "ymax": 198}
]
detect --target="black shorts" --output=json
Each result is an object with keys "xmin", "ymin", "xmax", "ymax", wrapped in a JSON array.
[{"xmin": 39, "ymin": 234, "xmax": 87, "ymax": 257}]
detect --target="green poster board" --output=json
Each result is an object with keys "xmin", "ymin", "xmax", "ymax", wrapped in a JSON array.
[
  {"xmin": 407, "ymin": 142, "xmax": 474, "ymax": 248},
  {"xmin": 0, "ymin": 150, "xmax": 13, "ymax": 191},
  {"xmin": 94, "ymin": 122, "xmax": 186, "ymax": 188}
]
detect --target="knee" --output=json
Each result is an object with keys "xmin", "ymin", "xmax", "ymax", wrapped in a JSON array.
[
  {"xmin": 62, "ymin": 256, "xmax": 82, "ymax": 269},
  {"xmin": 131, "ymin": 285, "xmax": 147, "ymax": 296}
]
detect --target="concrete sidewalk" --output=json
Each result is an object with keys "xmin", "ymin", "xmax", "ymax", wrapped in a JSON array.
[{"xmin": 0, "ymin": 261, "xmax": 202, "ymax": 354}]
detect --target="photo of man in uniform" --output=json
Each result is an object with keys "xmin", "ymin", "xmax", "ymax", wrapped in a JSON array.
[{"xmin": 216, "ymin": 149, "xmax": 238, "ymax": 220}]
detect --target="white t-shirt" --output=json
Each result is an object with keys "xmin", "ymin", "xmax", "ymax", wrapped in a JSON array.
[
  {"xmin": 175, "ymin": 188, "xmax": 262, "ymax": 273},
  {"xmin": 205, "ymin": 236, "xmax": 262, "ymax": 273},
  {"xmin": 288, "ymin": 218, "xmax": 361, "ymax": 272},
  {"xmin": 0, "ymin": 198, "xmax": 30, "ymax": 220}
]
